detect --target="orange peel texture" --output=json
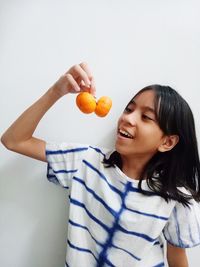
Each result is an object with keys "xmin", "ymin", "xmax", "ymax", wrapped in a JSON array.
[
  {"xmin": 76, "ymin": 92, "xmax": 96, "ymax": 114},
  {"xmin": 95, "ymin": 96, "xmax": 112, "ymax": 117}
]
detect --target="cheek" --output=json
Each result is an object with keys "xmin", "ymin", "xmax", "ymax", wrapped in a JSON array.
[
  {"xmin": 139, "ymin": 125, "xmax": 163, "ymax": 139},
  {"xmin": 117, "ymin": 116, "xmax": 123, "ymax": 126}
]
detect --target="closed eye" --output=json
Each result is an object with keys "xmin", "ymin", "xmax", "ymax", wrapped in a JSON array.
[
  {"xmin": 124, "ymin": 106, "xmax": 132, "ymax": 113},
  {"xmin": 142, "ymin": 114, "xmax": 154, "ymax": 120}
]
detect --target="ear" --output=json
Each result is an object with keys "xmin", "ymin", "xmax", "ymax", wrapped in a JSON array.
[{"xmin": 158, "ymin": 135, "xmax": 179, "ymax": 152}]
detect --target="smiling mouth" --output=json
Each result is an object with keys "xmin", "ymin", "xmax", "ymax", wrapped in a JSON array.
[{"xmin": 118, "ymin": 129, "xmax": 134, "ymax": 139}]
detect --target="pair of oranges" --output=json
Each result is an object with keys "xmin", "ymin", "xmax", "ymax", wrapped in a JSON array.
[{"xmin": 76, "ymin": 92, "xmax": 112, "ymax": 117}]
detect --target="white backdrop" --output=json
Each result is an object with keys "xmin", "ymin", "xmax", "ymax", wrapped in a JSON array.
[{"xmin": 0, "ymin": 0, "xmax": 200, "ymax": 266}]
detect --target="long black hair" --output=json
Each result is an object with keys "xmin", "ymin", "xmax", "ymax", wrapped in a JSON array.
[{"xmin": 104, "ymin": 85, "xmax": 200, "ymax": 206}]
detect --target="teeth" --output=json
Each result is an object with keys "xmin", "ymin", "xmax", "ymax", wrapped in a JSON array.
[{"xmin": 119, "ymin": 129, "xmax": 133, "ymax": 139}]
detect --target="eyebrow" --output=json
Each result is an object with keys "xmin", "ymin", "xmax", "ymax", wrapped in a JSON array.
[{"xmin": 129, "ymin": 99, "xmax": 156, "ymax": 114}]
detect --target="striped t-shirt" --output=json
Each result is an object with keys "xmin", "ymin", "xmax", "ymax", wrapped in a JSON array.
[{"xmin": 46, "ymin": 142, "xmax": 200, "ymax": 267}]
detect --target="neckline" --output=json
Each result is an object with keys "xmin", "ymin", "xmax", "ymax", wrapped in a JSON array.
[{"xmin": 114, "ymin": 164, "xmax": 147, "ymax": 184}]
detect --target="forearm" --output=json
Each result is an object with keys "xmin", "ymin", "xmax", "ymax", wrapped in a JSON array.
[
  {"xmin": 167, "ymin": 243, "xmax": 189, "ymax": 267},
  {"xmin": 168, "ymin": 262, "xmax": 189, "ymax": 267},
  {"xmin": 168, "ymin": 263, "xmax": 188, "ymax": 267},
  {"xmin": 1, "ymin": 86, "xmax": 62, "ymax": 148}
]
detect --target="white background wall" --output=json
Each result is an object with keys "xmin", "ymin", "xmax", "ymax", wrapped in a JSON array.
[{"xmin": 0, "ymin": 0, "xmax": 200, "ymax": 266}]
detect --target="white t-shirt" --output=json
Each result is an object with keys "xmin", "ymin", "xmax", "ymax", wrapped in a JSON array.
[{"xmin": 46, "ymin": 143, "xmax": 200, "ymax": 267}]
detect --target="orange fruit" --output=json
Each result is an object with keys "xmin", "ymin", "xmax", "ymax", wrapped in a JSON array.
[
  {"xmin": 95, "ymin": 96, "xmax": 112, "ymax": 117},
  {"xmin": 76, "ymin": 92, "xmax": 96, "ymax": 114}
]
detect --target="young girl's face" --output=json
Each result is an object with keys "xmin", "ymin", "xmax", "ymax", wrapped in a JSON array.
[{"xmin": 115, "ymin": 89, "xmax": 166, "ymax": 162}]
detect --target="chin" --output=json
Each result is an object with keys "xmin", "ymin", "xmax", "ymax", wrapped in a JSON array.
[{"xmin": 115, "ymin": 142, "xmax": 127, "ymax": 156}]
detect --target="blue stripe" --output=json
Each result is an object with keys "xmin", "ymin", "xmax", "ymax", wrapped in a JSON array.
[
  {"xmin": 97, "ymin": 182, "xmax": 132, "ymax": 266},
  {"xmin": 47, "ymin": 174, "xmax": 60, "ymax": 183},
  {"xmin": 67, "ymin": 239, "xmax": 98, "ymax": 262},
  {"xmin": 68, "ymin": 219, "xmax": 103, "ymax": 247},
  {"xmin": 174, "ymin": 206, "xmax": 184, "ymax": 247},
  {"xmin": 152, "ymin": 262, "xmax": 165, "ymax": 267},
  {"xmin": 47, "ymin": 164, "xmax": 75, "ymax": 188},
  {"xmin": 112, "ymin": 244, "xmax": 141, "ymax": 261},
  {"xmin": 73, "ymin": 176, "xmax": 116, "ymax": 216},
  {"xmin": 47, "ymin": 174, "xmax": 59, "ymax": 180},
  {"xmin": 153, "ymin": 241, "xmax": 164, "ymax": 248},
  {"xmin": 89, "ymin": 145, "xmax": 106, "ymax": 158},
  {"xmin": 162, "ymin": 226, "xmax": 174, "ymax": 247},
  {"xmin": 82, "ymin": 159, "xmax": 123, "ymax": 197},
  {"xmin": 65, "ymin": 262, "xmax": 70, "ymax": 267},
  {"xmin": 125, "ymin": 206, "xmax": 168, "ymax": 221},
  {"xmin": 47, "ymin": 174, "xmax": 69, "ymax": 189},
  {"xmin": 51, "ymin": 168, "xmax": 78, "ymax": 174},
  {"xmin": 46, "ymin": 146, "xmax": 88, "ymax": 155},
  {"xmin": 70, "ymin": 197, "xmax": 109, "ymax": 232},
  {"xmin": 129, "ymin": 184, "xmax": 157, "ymax": 196},
  {"xmin": 102, "ymin": 258, "xmax": 116, "ymax": 267},
  {"xmin": 117, "ymin": 224, "xmax": 157, "ymax": 242}
]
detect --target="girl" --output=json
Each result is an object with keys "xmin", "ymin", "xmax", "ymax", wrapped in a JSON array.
[{"xmin": 1, "ymin": 62, "xmax": 200, "ymax": 267}]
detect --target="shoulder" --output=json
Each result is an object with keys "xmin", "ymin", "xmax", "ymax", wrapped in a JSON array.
[{"xmin": 45, "ymin": 141, "xmax": 114, "ymax": 162}]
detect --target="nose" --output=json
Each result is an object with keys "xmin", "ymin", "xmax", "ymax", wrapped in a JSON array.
[{"xmin": 122, "ymin": 111, "xmax": 138, "ymax": 126}]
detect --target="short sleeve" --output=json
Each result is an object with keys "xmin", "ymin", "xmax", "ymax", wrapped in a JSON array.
[
  {"xmin": 163, "ymin": 198, "xmax": 200, "ymax": 248},
  {"xmin": 45, "ymin": 142, "xmax": 89, "ymax": 188}
]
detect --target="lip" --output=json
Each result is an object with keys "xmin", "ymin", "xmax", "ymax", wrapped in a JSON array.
[
  {"xmin": 117, "ymin": 133, "xmax": 127, "ymax": 140},
  {"xmin": 118, "ymin": 128, "xmax": 134, "ymax": 139},
  {"xmin": 116, "ymin": 132, "xmax": 134, "ymax": 141}
]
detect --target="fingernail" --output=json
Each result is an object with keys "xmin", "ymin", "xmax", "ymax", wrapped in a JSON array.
[{"xmin": 92, "ymin": 90, "xmax": 96, "ymax": 97}]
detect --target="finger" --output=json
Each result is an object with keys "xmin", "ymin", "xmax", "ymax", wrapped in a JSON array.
[
  {"xmin": 71, "ymin": 64, "xmax": 91, "ymax": 87},
  {"xmin": 79, "ymin": 62, "xmax": 93, "ymax": 80},
  {"xmin": 65, "ymin": 73, "xmax": 80, "ymax": 92},
  {"xmin": 80, "ymin": 84, "xmax": 91, "ymax": 93},
  {"xmin": 80, "ymin": 80, "xmax": 96, "ymax": 97},
  {"xmin": 79, "ymin": 80, "xmax": 96, "ymax": 97},
  {"xmin": 80, "ymin": 62, "xmax": 96, "ymax": 94},
  {"xmin": 89, "ymin": 77, "xmax": 96, "ymax": 96}
]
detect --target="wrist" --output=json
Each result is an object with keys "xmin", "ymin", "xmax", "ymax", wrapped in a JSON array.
[{"xmin": 49, "ymin": 84, "xmax": 69, "ymax": 99}]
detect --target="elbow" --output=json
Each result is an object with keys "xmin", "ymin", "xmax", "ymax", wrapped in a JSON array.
[{"xmin": 1, "ymin": 133, "xmax": 15, "ymax": 151}]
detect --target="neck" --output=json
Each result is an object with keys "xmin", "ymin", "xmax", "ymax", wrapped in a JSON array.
[{"xmin": 121, "ymin": 155, "xmax": 149, "ymax": 180}]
